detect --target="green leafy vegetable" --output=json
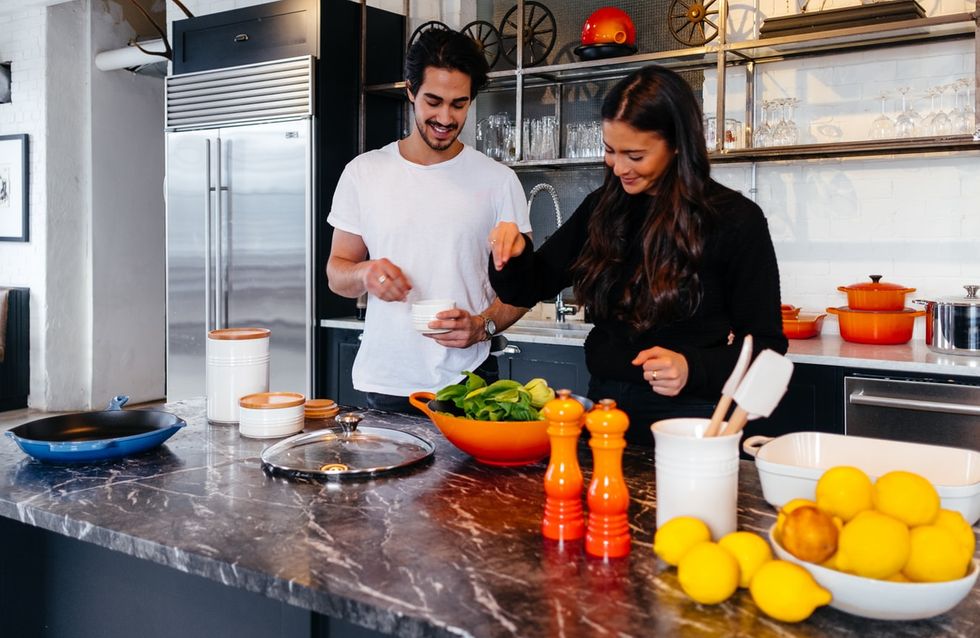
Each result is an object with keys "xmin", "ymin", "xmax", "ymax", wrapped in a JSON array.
[{"xmin": 433, "ymin": 372, "xmax": 556, "ymax": 421}]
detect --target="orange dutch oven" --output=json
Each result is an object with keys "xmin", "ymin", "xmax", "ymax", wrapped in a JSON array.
[
  {"xmin": 837, "ymin": 275, "xmax": 915, "ymax": 311},
  {"xmin": 826, "ymin": 306, "xmax": 924, "ymax": 345}
]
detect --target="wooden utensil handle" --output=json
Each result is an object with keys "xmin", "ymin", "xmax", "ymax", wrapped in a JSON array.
[
  {"xmin": 704, "ymin": 396, "xmax": 732, "ymax": 437},
  {"xmin": 721, "ymin": 406, "xmax": 749, "ymax": 437}
]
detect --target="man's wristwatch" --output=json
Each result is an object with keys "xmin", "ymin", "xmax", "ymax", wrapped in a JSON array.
[{"xmin": 478, "ymin": 313, "xmax": 497, "ymax": 342}]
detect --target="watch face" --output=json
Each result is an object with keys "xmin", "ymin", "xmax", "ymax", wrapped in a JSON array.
[{"xmin": 486, "ymin": 318, "xmax": 497, "ymax": 336}]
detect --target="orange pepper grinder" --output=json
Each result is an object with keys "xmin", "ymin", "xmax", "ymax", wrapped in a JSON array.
[
  {"xmin": 541, "ymin": 389, "xmax": 586, "ymax": 542},
  {"xmin": 585, "ymin": 398, "xmax": 631, "ymax": 559}
]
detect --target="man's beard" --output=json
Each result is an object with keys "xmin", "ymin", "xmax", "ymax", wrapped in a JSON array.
[{"xmin": 416, "ymin": 116, "xmax": 460, "ymax": 151}]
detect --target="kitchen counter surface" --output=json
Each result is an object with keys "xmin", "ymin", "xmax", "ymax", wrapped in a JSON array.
[
  {"xmin": 321, "ymin": 318, "xmax": 980, "ymax": 378},
  {"xmin": 2, "ymin": 400, "xmax": 979, "ymax": 637}
]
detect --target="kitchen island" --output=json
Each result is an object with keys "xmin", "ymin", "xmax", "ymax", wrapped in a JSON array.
[{"xmin": 1, "ymin": 400, "xmax": 978, "ymax": 637}]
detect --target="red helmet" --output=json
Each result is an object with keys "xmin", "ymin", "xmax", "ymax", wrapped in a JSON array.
[{"xmin": 581, "ymin": 7, "xmax": 637, "ymax": 47}]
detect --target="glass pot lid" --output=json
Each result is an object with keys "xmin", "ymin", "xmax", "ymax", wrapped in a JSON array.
[{"xmin": 260, "ymin": 413, "xmax": 435, "ymax": 481}]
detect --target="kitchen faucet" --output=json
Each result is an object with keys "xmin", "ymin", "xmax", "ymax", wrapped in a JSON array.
[{"xmin": 527, "ymin": 183, "xmax": 578, "ymax": 322}]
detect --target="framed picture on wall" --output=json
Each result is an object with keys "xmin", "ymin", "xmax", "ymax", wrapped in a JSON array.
[{"xmin": 0, "ymin": 134, "xmax": 29, "ymax": 242}]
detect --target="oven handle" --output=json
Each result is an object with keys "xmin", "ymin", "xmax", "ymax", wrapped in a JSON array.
[{"xmin": 848, "ymin": 391, "xmax": 980, "ymax": 416}]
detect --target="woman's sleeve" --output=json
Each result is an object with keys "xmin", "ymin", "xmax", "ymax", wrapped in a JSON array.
[
  {"xmin": 676, "ymin": 202, "xmax": 788, "ymax": 398},
  {"xmin": 488, "ymin": 192, "xmax": 596, "ymax": 309}
]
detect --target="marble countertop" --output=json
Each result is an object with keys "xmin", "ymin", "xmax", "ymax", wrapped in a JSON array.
[
  {"xmin": 320, "ymin": 318, "xmax": 980, "ymax": 379},
  {"xmin": 2, "ymin": 400, "xmax": 978, "ymax": 637}
]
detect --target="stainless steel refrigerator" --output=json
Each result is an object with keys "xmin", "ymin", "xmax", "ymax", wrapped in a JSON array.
[{"xmin": 165, "ymin": 57, "xmax": 314, "ymax": 401}]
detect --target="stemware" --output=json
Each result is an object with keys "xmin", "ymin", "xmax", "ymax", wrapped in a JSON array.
[
  {"xmin": 753, "ymin": 99, "xmax": 773, "ymax": 148},
  {"xmin": 949, "ymin": 80, "xmax": 971, "ymax": 135},
  {"xmin": 894, "ymin": 87, "xmax": 916, "ymax": 138},
  {"xmin": 869, "ymin": 92, "xmax": 895, "ymax": 140}
]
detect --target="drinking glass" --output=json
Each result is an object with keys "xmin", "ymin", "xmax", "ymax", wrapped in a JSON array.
[
  {"xmin": 774, "ymin": 98, "xmax": 799, "ymax": 145},
  {"xmin": 894, "ymin": 87, "xmax": 916, "ymax": 139},
  {"xmin": 931, "ymin": 84, "xmax": 953, "ymax": 136},
  {"xmin": 753, "ymin": 100, "xmax": 772, "ymax": 148},
  {"xmin": 869, "ymin": 92, "xmax": 895, "ymax": 140},
  {"xmin": 949, "ymin": 80, "xmax": 970, "ymax": 135}
]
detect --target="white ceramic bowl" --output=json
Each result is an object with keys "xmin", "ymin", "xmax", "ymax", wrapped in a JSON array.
[
  {"xmin": 411, "ymin": 299, "xmax": 455, "ymax": 334},
  {"xmin": 238, "ymin": 392, "xmax": 305, "ymax": 439},
  {"xmin": 768, "ymin": 524, "xmax": 979, "ymax": 621},
  {"xmin": 745, "ymin": 432, "xmax": 980, "ymax": 524}
]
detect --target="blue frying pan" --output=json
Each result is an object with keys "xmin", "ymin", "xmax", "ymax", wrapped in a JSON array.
[{"xmin": 5, "ymin": 396, "xmax": 186, "ymax": 463}]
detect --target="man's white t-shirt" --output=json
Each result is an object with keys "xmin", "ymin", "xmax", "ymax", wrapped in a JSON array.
[{"xmin": 328, "ymin": 141, "xmax": 531, "ymax": 396}]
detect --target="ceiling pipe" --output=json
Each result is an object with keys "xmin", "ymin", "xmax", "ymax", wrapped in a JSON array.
[{"xmin": 95, "ymin": 38, "xmax": 167, "ymax": 71}]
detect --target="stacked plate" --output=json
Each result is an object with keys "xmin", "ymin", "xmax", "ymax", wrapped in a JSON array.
[
  {"xmin": 411, "ymin": 299, "xmax": 455, "ymax": 335},
  {"xmin": 305, "ymin": 398, "xmax": 339, "ymax": 420}
]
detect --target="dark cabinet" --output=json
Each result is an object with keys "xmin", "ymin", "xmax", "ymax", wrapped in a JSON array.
[
  {"xmin": 743, "ymin": 362, "xmax": 845, "ymax": 447},
  {"xmin": 496, "ymin": 340, "xmax": 589, "ymax": 397},
  {"xmin": 320, "ymin": 328, "xmax": 368, "ymax": 409},
  {"xmin": 172, "ymin": 0, "xmax": 318, "ymax": 74}
]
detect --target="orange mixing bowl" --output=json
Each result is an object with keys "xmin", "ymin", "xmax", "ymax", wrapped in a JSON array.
[{"xmin": 409, "ymin": 392, "xmax": 550, "ymax": 466}]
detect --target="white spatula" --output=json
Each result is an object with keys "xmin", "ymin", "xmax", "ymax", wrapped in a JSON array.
[
  {"xmin": 704, "ymin": 335, "xmax": 753, "ymax": 437},
  {"xmin": 721, "ymin": 349, "xmax": 794, "ymax": 437}
]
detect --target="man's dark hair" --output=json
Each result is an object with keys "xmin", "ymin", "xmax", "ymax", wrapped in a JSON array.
[{"xmin": 404, "ymin": 29, "xmax": 489, "ymax": 99}]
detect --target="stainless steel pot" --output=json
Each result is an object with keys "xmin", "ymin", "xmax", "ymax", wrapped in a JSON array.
[{"xmin": 914, "ymin": 285, "xmax": 980, "ymax": 355}]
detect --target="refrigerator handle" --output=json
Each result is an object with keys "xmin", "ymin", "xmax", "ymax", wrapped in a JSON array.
[
  {"xmin": 215, "ymin": 137, "xmax": 225, "ymax": 329},
  {"xmin": 205, "ymin": 137, "xmax": 215, "ymax": 332}
]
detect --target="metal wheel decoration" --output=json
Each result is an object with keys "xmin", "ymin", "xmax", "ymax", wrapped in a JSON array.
[
  {"xmin": 499, "ymin": 1, "xmax": 557, "ymax": 67},
  {"xmin": 461, "ymin": 20, "xmax": 502, "ymax": 69},
  {"xmin": 407, "ymin": 20, "xmax": 452, "ymax": 51},
  {"xmin": 668, "ymin": 0, "xmax": 720, "ymax": 46}
]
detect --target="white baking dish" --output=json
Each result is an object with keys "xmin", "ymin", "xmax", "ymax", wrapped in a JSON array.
[{"xmin": 744, "ymin": 432, "xmax": 980, "ymax": 524}]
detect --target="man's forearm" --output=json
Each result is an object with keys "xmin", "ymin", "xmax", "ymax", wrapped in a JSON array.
[
  {"xmin": 481, "ymin": 298, "xmax": 528, "ymax": 333},
  {"xmin": 326, "ymin": 256, "xmax": 368, "ymax": 298}
]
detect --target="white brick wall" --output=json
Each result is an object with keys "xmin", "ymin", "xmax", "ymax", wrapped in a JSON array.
[{"xmin": 0, "ymin": 6, "xmax": 48, "ymax": 407}]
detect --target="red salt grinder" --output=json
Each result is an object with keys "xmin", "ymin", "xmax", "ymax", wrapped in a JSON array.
[
  {"xmin": 585, "ymin": 399, "xmax": 631, "ymax": 559},
  {"xmin": 541, "ymin": 389, "xmax": 586, "ymax": 542}
]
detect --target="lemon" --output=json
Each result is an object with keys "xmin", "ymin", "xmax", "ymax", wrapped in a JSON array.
[
  {"xmin": 749, "ymin": 560, "xmax": 832, "ymax": 623},
  {"xmin": 872, "ymin": 471, "xmax": 940, "ymax": 527},
  {"xmin": 815, "ymin": 466, "xmax": 873, "ymax": 522},
  {"xmin": 836, "ymin": 510, "xmax": 910, "ymax": 579},
  {"xmin": 775, "ymin": 498, "xmax": 818, "ymax": 541},
  {"xmin": 677, "ymin": 541, "xmax": 740, "ymax": 605},
  {"xmin": 780, "ymin": 506, "xmax": 839, "ymax": 564},
  {"xmin": 820, "ymin": 552, "xmax": 840, "ymax": 570},
  {"xmin": 932, "ymin": 509, "xmax": 976, "ymax": 568},
  {"xmin": 653, "ymin": 516, "xmax": 712, "ymax": 566},
  {"xmin": 719, "ymin": 531, "xmax": 773, "ymax": 588},
  {"xmin": 903, "ymin": 525, "xmax": 970, "ymax": 582},
  {"xmin": 887, "ymin": 572, "xmax": 911, "ymax": 583}
]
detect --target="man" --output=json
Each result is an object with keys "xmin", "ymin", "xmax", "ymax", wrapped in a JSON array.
[{"xmin": 326, "ymin": 29, "xmax": 531, "ymax": 413}]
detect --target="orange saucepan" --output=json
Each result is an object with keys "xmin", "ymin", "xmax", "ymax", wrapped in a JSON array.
[
  {"xmin": 826, "ymin": 306, "xmax": 925, "ymax": 345},
  {"xmin": 783, "ymin": 312, "xmax": 827, "ymax": 339},
  {"xmin": 837, "ymin": 275, "xmax": 915, "ymax": 311},
  {"xmin": 409, "ymin": 391, "xmax": 550, "ymax": 466}
]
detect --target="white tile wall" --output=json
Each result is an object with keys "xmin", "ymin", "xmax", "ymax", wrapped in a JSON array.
[{"xmin": 0, "ymin": 6, "xmax": 48, "ymax": 407}]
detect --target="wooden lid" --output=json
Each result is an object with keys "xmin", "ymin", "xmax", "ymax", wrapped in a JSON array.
[
  {"xmin": 209, "ymin": 327, "xmax": 271, "ymax": 341},
  {"xmin": 305, "ymin": 399, "xmax": 336, "ymax": 410},
  {"xmin": 239, "ymin": 392, "xmax": 305, "ymax": 409}
]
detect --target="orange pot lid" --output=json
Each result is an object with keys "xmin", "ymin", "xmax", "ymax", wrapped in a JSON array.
[
  {"xmin": 239, "ymin": 392, "xmax": 305, "ymax": 409},
  {"xmin": 839, "ymin": 275, "xmax": 914, "ymax": 293},
  {"xmin": 209, "ymin": 327, "xmax": 271, "ymax": 340},
  {"xmin": 827, "ymin": 306, "xmax": 922, "ymax": 316}
]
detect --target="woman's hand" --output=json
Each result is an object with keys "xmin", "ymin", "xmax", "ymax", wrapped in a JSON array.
[
  {"xmin": 632, "ymin": 346, "xmax": 689, "ymax": 397},
  {"xmin": 488, "ymin": 222, "xmax": 526, "ymax": 271}
]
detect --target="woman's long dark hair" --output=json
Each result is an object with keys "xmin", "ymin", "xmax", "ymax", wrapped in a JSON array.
[{"xmin": 572, "ymin": 65, "xmax": 714, "ymax": 332}]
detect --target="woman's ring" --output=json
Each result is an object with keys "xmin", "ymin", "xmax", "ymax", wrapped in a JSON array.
[
  {"xmin": 651, "ymin": 370, "xmax": 658, "ymax": 381},
  {"xmin": 489, "ymin": 238, "xmax": 497, "ymax": 245},
  {"xmin": 378, "ymin": 274, "xmax": 387, "ymax": 285}
]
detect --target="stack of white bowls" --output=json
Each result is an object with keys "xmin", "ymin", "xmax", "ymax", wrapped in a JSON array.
[
  {"xmin": 411, "ymin": 299, "xmax": 455, "ymax": 335},
  {"xmin": 238, "ymin": 392, "xmax": 305, "ymax": 439}
]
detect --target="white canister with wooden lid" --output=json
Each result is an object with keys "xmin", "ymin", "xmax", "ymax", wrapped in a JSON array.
[
  {"xmin": 238, "ymin": 392, "xmax": 305, "ymax": 438},
  {"xmin": 206, "ymin": 327, "xmax": 271, "ymax": 423}
]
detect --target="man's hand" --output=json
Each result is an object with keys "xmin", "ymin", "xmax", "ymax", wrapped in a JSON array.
[
  {"xmin": 632, "ymin": 346, "xmax": 689, "ymax": 397},
  {"xmin": 363, "ymin": 258, "xmax": 412, "ymax": 302},
  {"xmin": 425, "ymin": 308, "xmax": 485, "ymax": 349}
]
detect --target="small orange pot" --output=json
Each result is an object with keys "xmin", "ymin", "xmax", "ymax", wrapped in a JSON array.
[
  {"xmin": 783, "ymin": 312, "xmax": 826, "ymax": 339},
  {"xmin": 837, "ymin": 275, "xmax": 915, "ymax": 311},
  {"xmin": 826, "ymin": 306, "xmax": 924, "ymax": 345}
]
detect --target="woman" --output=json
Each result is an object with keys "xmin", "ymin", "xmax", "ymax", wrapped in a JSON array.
[{"xmin": 488, "ymin": 65, "xmax": 787, "ymax": 445}]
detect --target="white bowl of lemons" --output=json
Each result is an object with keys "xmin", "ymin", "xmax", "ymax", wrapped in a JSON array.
[{"xmin": 769, "ymin": 524, "xmax": 978, "ymax": 620}]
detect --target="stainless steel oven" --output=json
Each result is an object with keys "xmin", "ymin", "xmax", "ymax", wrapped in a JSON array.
[{"xmin": 845, "ymin": 375, "xmax": 980, "ymax": 451}]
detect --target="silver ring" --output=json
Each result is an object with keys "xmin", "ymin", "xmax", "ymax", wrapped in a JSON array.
[
  {"xmin": 489, "ymin": 238, "xmax": 497, "ymax": 245},
  {"xmin": 651, "ymin": 370, "xmax": 658, "ymax": 381},
  {"xmin": 378, "ymin": 274, "xmax": 387, "ymax": 285}
]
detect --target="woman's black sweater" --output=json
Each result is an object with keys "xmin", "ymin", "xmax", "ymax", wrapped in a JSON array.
[{"xmin": 489, "ymin": 179, "xmax": 788, "ymax": 402}]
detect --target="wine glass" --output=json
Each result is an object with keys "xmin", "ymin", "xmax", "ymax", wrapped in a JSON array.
[
  {"xmin": 869, "ymin": 92, "xmax": 895, "ymax": 140},
  {"xmin": 949, "ymin": 80, "xmax": 970, "ymax": 135},
  {"xmin": 894, "ymin": 87, "xmax": 916, "ymax": 138},
  {"xmin": 753, "ymin": 100, "xmax": 773, "ymax": 148}
]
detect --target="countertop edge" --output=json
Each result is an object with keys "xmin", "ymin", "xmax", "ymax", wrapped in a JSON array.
[{"xmin": 320, "ymin": 318, "xmax": 980, "ymax": 378}]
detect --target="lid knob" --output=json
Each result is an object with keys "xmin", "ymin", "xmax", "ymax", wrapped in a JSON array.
[
  {"xmin": 869, "ymin": 275, "xmax": 882, "ymax": 284},
  {"xmin": 965, "ymin": 285, "xmax": 979, "ymax": 299},
  {"xmin": 335, "ymin": 413, "xmax": 363, "ymax": 435}
]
